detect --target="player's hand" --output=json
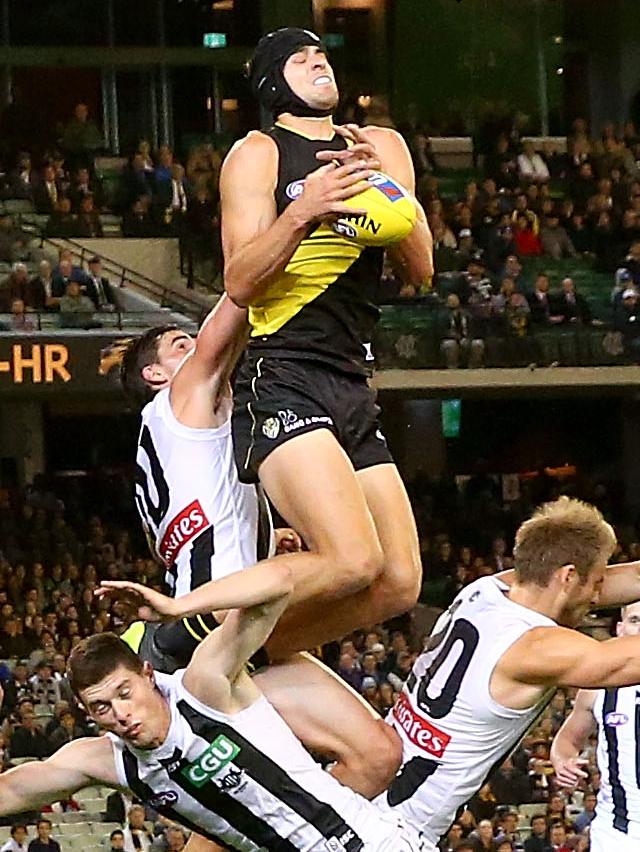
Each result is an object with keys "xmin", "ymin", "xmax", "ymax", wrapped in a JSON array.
[
  {"xmin": 316, "ymin": 124, "xmax": 381, "ymax": 171},
  {"xmin": 552, "ymin": 756, "xmax": 589, "ymax": 789},
  {"xmin": 96, "ymin": 581, "xmax": 179, "ymax": 622},
  {"xmin": 274, "ymin": 528, "xmax": 303, "ymax": 554},
  {"xmin": 289, "ymin": 160, "xmax": 372, "ymax": 224}
]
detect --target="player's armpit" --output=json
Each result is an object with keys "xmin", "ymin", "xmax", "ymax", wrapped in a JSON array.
[{"xmin": 0, "ymin": 738, "xmax": 117, "ymax": 817}]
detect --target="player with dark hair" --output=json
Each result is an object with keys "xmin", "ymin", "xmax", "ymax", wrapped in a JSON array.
[
  {"xmin": 221, "ymin": 27, "xmax": 433, "ymax": 655},
  {"xmin": 0, "ymin": 564, "xmax": 426, "ymax": 852},
  {"xmin": 112, "ymin": 294, "xmax": 400, "ymax": 809}
]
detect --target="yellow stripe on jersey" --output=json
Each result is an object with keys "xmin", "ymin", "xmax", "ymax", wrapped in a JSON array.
[
  {"xmin": 196, "ymin": 613, "xmax": 213, "ymax": 635},
  {"xmin": 248, "ymin": 223, "xmax": 362, "ymax": 337},
  {"xmin": 121, "ymin": 621, "xmax": 146, "ymax": 653},
  {"xmin": 182, "ymin": 616, "xmax": 204, "ymax": 642}
]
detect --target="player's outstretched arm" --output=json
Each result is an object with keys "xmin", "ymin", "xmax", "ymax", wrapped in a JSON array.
[
  {"xmin": 99, "ymin": 557, "xmax": 296, "ymax": 621},
  {"xmin": 221, "ymin": 132, "xmax": 374, "ymax": 307},
  {"xmin": 503, "ymin": 625, "xmax": 640, "ymax": 691},
  {"xmin": 0, "ymin": 737, "xmax": 118, "ymax": 817},
  {"xmin": 550, "ymin": 689, "xmax": 597, "ymax": 788},
  {"xmin": 183, "ymin": 562, "xmax": 293, "ymax": 700}
]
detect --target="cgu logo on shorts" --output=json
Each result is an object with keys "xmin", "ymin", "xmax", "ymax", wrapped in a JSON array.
[
  {"xmin": 182, "ymin": 735, "xmax": 240, "ymax": 788},
  {"xmin": 605, "ymin": 712, "xmax": 629, "ymax": 727},
  {"xmin": 159, "ymin": 499, "xmax": 210, "ymax": 566},
  {"xmin": 392, "ymin": 692, "xmax": 451, "ymax": 758}
]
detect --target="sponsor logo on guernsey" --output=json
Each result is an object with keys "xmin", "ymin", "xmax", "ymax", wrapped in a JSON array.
[
  {"xmin": 285, "ymin": 179, "xmax": 305, "ymax": 200},
  {"xmin": 325, "ymin": 830, "xmax": 356, "ymax": 851},
  {"xmin": 159, "ymin": 499, "xmax": 209, "ymax": 565},
  {"xmin": 392, "ymin": 691, "xmax": 451, "ymax": 758},
  {"xmin": 605, "ymin": 712, "xmax": 629, "ymax": 727},
  {"xmin": 182, "ymin": 735, "xmax": 240, "ymax": 788},
  {"xmin": 148, "ymin": 790, "xmax": 179, "ymax": 809},
  {"xmin": 277, "ymin": 408, "xmax": 333, "ymax": 434},
  {"xmin": 368, "ymin": 171, "xmax": 403, "ymax": 202}
]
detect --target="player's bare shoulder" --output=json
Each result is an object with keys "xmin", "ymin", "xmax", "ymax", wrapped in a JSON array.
[{"xmin": 221, "ymin": 130, "xmax": 278, "ymax": 186}]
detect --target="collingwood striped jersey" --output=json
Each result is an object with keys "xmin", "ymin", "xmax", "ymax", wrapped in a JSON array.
[
  {"xmin": 135, "ymin": 388, "xmax": 272, "ymax": 597},
  {"xmin": 592, "ymin": 686, "xmax": 640, "ymax": 838},
  {"xmin": 109, "ymin": 671, "xmax": 425, "ymax": 852},
  {"xmin": 376, "ymin": 577, "xmax": 556, "ymax": 844}
]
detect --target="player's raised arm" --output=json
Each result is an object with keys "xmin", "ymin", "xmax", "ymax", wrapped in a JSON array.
[
  {"xmin": 0, "ymin": 738, "xmax": 118, "ymax": 817},
  {"xmin": 221, "ymin": 132, "xmax": 374, "ymax": 308},
  {"xmin": 550, "ymin": 689, "xmax": 597, "ymax": 788},
  {"xmin": 183, "ymin": 561, "xmax": 293, "ymax": 698}
]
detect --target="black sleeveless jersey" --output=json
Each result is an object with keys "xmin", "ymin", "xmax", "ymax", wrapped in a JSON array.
[{"xmin": 246, "ymin": 122, "xmax": 383, "ymax": 376}]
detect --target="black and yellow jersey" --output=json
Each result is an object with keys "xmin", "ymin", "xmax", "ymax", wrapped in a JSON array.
[{"xmin": 247, "ymin": 122, "xmax": 383, "ymax": 376}]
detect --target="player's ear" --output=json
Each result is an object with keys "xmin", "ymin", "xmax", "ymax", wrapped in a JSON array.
[
  {"xmin": 142, "ymin": 660, "xmax": 155, "ymax": 685},
  {"xmin": 557, "ymin": 563, "xmax": 577, "ymax": 588},
  {"xmin": 141, "ymin": 363, "xmax": 167, "ymax": 387}
]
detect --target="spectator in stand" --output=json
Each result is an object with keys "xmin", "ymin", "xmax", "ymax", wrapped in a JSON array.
[
  {"xmin": 613, "ymin": 287, "xmax": 640, "ymax": 360},
  {"xmin": 9, "ymin": 710, "xmax": 50, "ymax": 759},
  {"xmin": 109, "ymin": 830, "xmax": 125, "ymax": 852},
  {"xmin": 58, "ymin": 280, "xmax": 100, "ymax": 330},
  {"xmin": 592, "ymin": 210, "xmax": 619, "ymax": 271},
  {"xmin": 68, "ymin": 166, "xmax": 102, "ymax": 211},
  {"xmin": 0, "ymin": 617, "xmax": 30, "ymax": 658},
  {"xmin": 572, "ymin": 790, "xmax": 596, "ymax": 833},
  {"xmin": 122, "ymin": 195, "xmax": 155, "ymax": 237},
  {"xmin": 33, "ymin": 165, "xmax": 60, "ymax": 215},
  {"xmin": 27, "ymin": 260, "xmax": 58, "ymax": 312},
  {"xmin": 60, "ymin": 102, "xmax": 103, "ymax": 167},
  {"xmin": 569, "ymin": 161, "xmax": 597, "ymax": 211},
  {"xmin": 123, "ymin": 153, "xmax": 154, "ymax": 207},
  {"xmin": 471, "ymin": 819, "xmax": 498, "ymax": 851},
  {"xmin": 540, "ymin": 210, "xmax": 577, "ymax": 260},
  {"xmin": 547, "ymin": 823, "xmax": 570, "ymax": 852},
  {"xmin": 517, "ymin": 140, "xmax": 550, "ymax": 184},
  {"xmin": 153, "ymin": 145, "xmax": 174, "ymax": 184},
  {"xmin": 494, "ymin": 811, "xmax": 523, "ymax": 849},
  {"xmin": 137, "ymin": 139, "xmax": 155, "ymax": 174},
  {"xmin": 556, "ymin": 277, "xmax": 592, "ymax": 325},
  {"xmin": 9, "ymin": 298, "xmax": 36, "ymax": 331},
  {"xmin": 122, "ymin": 804, "xmax": 152, "ymax": 852},
  {"xmin": 47, "ymin": 709, "xmax": 83, "ymax": 752},
  {"xmin": 44, "ymin": 197, "xmax": 77, "ymax": 239},
  {"xmin": 441, "ymin": 822, "xmax": 465, "ymax": 851},
  {"xmin": 513, "ymin": 214, "xmax": 543, "ymax": 256},
  {"xmin": 28, "ymin": 661, "xmax": 61, "ymax": 707},
  {"xmin": 621, "ymin": 239, "xmax": 640, "ymax": 286},
  {"xmin": 564, "ymin": 212, "xmax": 592, "ymax": 255},
  {"xmin": 485, "ymin": 135, "xmax": 519, "ymax": 191},
  {"xmin": 490, "ymin": 757, "xmax": 531, "ymax": 805},
  {"xmin": 337, "ymin": 650, "xmax": 362, "ymax": 692},
  {"xmin": 52, "ymin": 254, "xmax": 90, "ymax": 294},
  {"xmin": 86, "ymin": 256, "xmax": 118, "ymax": 311},
  {"xmin": 523, "ymin": 816, "xmax": 551, "ymax": 852},
  {"xmin": 0, "ymin": 262, "xmax": 29, "ymax": 311},
  {"xmin": 438, "ymin": 293, "xmax": 485, "ymax": 369},
  {"xmin": 75, "ymin": 193, "xmax": 103, "ymax": 238},
  {"xmin": 7, "ymin": 152, "xmax": 35, "ymax": 201},
  {"xmin": 0, "ymin": 824, "xmax": 28, "ymax": 852},
  {"xmin": 526, "ymin": 274, "xmax": 562, "ymax": 326},
  {"xmin": 27, "ymin": 819, "xmax": 60, "ymax": 852}
]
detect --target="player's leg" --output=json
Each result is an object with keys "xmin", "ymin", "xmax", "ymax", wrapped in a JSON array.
[{"xmin": 254, "ymin": 652, "xmax": 401, "ymax": 799}]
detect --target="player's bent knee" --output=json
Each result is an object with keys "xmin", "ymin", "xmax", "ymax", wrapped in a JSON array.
[
  {"xmin": 338, "ymin": 720, "xmax": 402, "ymax": 798},
  {"xmin": 335, "ymin": 541, "xmax": 385, "ymax": 595}
]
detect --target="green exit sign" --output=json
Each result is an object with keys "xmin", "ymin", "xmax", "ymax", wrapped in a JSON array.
[{"xmin": 203, "ymin": 32, "xmax": 227, "ymax": 48}]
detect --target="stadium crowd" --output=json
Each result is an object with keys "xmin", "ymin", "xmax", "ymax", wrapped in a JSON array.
[{"xmin": 0, "ymin": 465, "xmax": 625, "ymax": 850}]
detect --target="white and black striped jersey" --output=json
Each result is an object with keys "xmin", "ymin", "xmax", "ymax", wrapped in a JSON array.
[
  {"xmin": 109, "ymin": 671, "xmax": 426, "ymax": 852},
  {"xmin": 375, "ymin": 576, "xmax": 556, "ymax": 845},
  {"xmin": 592, "ymin": 686, "xmax": 640, "ymax": 839},
  {"xmin": 135, "ymin": 389, "xmax": 273, "ymax": 598}
]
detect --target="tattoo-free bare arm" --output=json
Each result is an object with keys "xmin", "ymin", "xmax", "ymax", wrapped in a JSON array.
[{"xmin": 0, "ymin": 738, "xmax": 119, "ymax": 817}]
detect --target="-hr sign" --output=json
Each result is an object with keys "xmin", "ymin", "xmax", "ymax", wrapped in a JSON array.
[{"xmin": 0, "ymin": 344, "xmax": 71, "ymax": 384}]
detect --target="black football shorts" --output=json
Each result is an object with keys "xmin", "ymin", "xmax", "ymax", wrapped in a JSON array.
[{"xmin": 232, "ymin": 354, "xmax": 393, "ymax": 484}]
